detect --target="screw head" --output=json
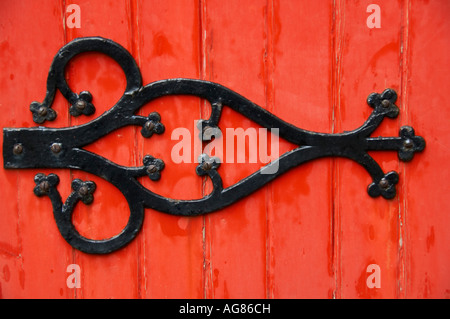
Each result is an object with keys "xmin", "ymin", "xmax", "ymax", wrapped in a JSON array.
[
  {"xmin": 39, "ymin": 180, "xmax": 50, "ymax": 193},
  {"xmin": 381, "ymin": 99, "xmax": 391, "ymax": 108},
  {"xmin": 202, "ymin": 162, "xmax": 212, "ymax": 171},
  {"xmin": 78, "ymin": 185, "xmax": 89, "ymax": 196},
  {"xmin": 13, "ymin": 143, "xmax": 23, "ymax": 155},
  {"xmin": 144, "ymin": 120, "xmax": 155, "ymax": 132},
  {"xmin": 379, "ymin": 178, "xmax": 390, "ymax": 189},
  {"xmin": 75, "ymin": 100, "xmax": 87, "ymax": 111},
  {"xmin": 50, "ymin": 143, "xmax": 62, "ymax": 153},
  {"xmin": 38, "ymin": 106, "xmax": 48, "ymax": 116},
  {"xmin": 146, "ymin": 164, "xmax": 158, "ymax": 174}
]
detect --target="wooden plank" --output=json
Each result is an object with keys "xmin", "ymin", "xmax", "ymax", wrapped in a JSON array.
[
  {"xmin": 0, "ymin": 0, "xmax": 70, "ymax": 298},
  {"xmin": 404, "ymin": 0, "xmax": 450, "ymax": 298},
  {"xmin": 335, "ymin": 0, "xmax": 402, "ymax": 298},
  {"xmin": 63, "ymin": 0, "xmax": 139, "ymax": 298},
  {"xmin": 202, "ymin": 0, "xmax": 268, "ymax": 298},
  {"xmin": 267, "ymin": 0, "xmax": 335, "ymax": 298},
  {"xmin": 136, "ymin": 0, "xmax": 204, "ymax": 298}
]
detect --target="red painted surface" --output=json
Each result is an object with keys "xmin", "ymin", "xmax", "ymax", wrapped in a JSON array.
[{"xmin": 0, "ymin": 0, "xmax": 449, "ymax": 298}]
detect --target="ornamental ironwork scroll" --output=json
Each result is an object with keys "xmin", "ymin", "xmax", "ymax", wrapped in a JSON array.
[{"xmin": 2, "ymin": 37, "xmax": 425, "ymax": 254}]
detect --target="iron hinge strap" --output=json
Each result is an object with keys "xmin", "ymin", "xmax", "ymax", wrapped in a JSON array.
[{"xmin": 2, "ymin": 37, "xmax": 425, "ymax": 254}]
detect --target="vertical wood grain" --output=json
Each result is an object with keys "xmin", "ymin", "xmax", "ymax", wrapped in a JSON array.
[
  {"xmin": 0, "ymin": 0, "xmax": 70, "ymax": 298},
  {"xmin": 335, "ymin": 0, "xmax": 403, "ymax": 298},
  {"xmin": 137, "ymin": 0, "xmax": 204, "ymax": 298},
  {"xmin": 397, "ymin": 0, "xmax": 410, "ymax": 298},
  {"xmin": 404, "ymin": 0, "xmax": 450, "ymax": 299},
  {"xmin": 64, "ymin": 0, "xmax": 140, "ymax": 298},
  {"xmin": 267, "ymin": 0, "xmax": 335, "ymax": 298},
  {"xmin": 201, "ymin": 0, "xmax": 268, "ymax": 298}
]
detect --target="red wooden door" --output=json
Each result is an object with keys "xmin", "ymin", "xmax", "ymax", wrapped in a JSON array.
[{"xmin": 0, "ymin": 0, "xmax": 449, "ymax": 299}]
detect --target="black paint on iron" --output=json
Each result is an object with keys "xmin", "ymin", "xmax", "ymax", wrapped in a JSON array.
[{"xmin": 2, "ymin": 37, "xmax": 425, "ymax": 254}]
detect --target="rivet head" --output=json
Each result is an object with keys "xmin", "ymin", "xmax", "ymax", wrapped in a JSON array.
[
  {"xmin": 403, "ymin": 139, "xmax": 414, "ymax": 150},
  {"xmin": 75, "ymin": 100, "xmax": 87, "ymax": 111},
  {"xmin": 13, "ymin": 143, "xmax": 23, "ymax": 155},
  {"xmin": 379, "ymin": 178, "xmax": 390, "ymax": 189},
  {"xmin": 381, "ymin": 99, "xmax": 391, "ymax": 108},
  {"xmin": 39, "ymin": 181, "xmax": 50, "ymax": 193},
  {"xmin": 50, "ymin": 143, "xmax": 62, "ymax": 153}
]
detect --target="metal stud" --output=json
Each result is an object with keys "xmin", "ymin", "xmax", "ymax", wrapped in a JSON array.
[
  {"xmin": 379, "ymin": 178, "xmax": 390, "ymax": 189},
  {"xmin": 39, "ymin": 181, "xmax": 50, "ymax": 194},
  {"xmin": 75, "ymin": 100, "xmax": 87, "ymax": 111},
  {"xmin": 50, "ymin": 143, "xmax": 62, "ymax": 154},
  {"xmin": 38, "ymin": 106, "xmax": 48, "ymax": 116},
  {"xmin": 202, "ymin": 162, "xmax": 212, "ymax": 171},
  {"xmin": 403, "ymin": 139, "xmax": 414, "ymax": 150},
  {"xmin": 144, "ymin": 120, "xmax": 155, "ymax": 132},
  {"xmin": 78, "ymin": 185, "xmax": 89, "ymax": 196},
  {"xmin": 146, "ymin": 164, "xmax": 158, "ymax": 174},
  {"xmin": 381, "ymin": 99, "xmax": 391, "ymax": 108},
  {"xmin": 13, "ymin": 143, "xmax": 23, "ymax": 155}
]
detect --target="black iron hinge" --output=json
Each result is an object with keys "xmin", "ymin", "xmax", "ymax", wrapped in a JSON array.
[{"xmin": 2, "ymin": 37, "xmax": 425, "ymax": 254}]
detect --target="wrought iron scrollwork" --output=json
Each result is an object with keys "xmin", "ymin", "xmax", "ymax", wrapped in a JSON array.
[{"xmin": 2, "ymin": 37, "xmax": 425, "ymax": 254}]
